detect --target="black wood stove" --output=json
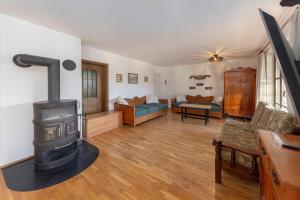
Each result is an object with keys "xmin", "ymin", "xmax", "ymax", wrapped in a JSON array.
[
  {"xmin": 33, "ymin": 100, "xmax": 79, "ymax": 170},
  {"xmin": 13, "ymin": 54, "xmax": 79, "ymax": 170}
]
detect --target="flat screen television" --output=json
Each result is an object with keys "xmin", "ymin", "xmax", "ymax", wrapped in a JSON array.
[{"xmin": 259, "ymin": 9, "xmax": 300, "ymax": 117}]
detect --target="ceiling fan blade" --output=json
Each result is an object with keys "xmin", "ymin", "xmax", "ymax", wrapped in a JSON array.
[
  {"xmin": 189, "ymin": 59, "xmax": 211, "ymax": 64},
  {"xmin": 189, "ymin": 55, "xmax": 209, "ymax": 59},
  {"xmin": 191, "ymin": 57, "xmax": 209, "ymax": 61},
  {"xmin": 191, "ymin": 50, "xmax": 215, "ymax": 56}
]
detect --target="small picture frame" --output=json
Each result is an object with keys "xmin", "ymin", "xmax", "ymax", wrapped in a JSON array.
[
  {"xmin": 144, "ymin": 76, "xmax": 149, "ymax": 82},
  {"xmin": 116, "ymin": 74, "xmax": 123, "ymax": 83},
  {"xmin": 128, "ymin": 73, "xmax": 138, "ymax": 84}
]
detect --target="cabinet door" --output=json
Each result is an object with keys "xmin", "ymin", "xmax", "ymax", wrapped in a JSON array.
[
  {"xmin": 224, "ymin": 72, "xmax": 243, "ymax": 116},
  {"xmin": 224, "ymin": 70, "xmax": 256, "ymax": 117},
  {"xmin": 238, "ymin": 71, "xmax": 256, "ymax": 117}
]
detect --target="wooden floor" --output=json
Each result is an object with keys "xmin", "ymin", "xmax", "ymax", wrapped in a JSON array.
[{"xmin": 0, "ymin": 112, "xmax": 259, "ymax": 200}]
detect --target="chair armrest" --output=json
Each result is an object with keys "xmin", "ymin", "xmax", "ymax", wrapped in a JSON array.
[
  {"xmin": 159, "ymin": 98, "xmax": 168, "ymax": 104},
  {"xmin": 212, "ymin": 138, "xmax": 259, "ymax": 156},
  {"xmin": 114, "ymin": 103, "xmax": 135, "ymax": 124}
]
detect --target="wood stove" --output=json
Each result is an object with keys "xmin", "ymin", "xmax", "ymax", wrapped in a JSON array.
[
  {"xmin": 33, "ymin": 100, "xmax": 79, "ymax": 170},
  {"xmin": 13, "ymin": 54, "xmax": 79, "ymax": 170}
]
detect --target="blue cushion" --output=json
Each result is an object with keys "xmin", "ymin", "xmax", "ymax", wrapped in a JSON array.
[
  {"xmin": 146, "ymin": 104, "xmax": 160, "ymax": 113},
  {"xmin": 135, "ymin": 107, "xmax": 149, "ymax": 117},
  {"xmin": 159, "ymin": 103, "xmax": 168, "ymax": 110},
  {"xmin": 210, "ymin": 103, "xmax": 221, "ymax": 112},
  {"xmin": 135, "ymin": 105, "xmax": 149, "ymax": 109},
  {"xmin": 136, "ymin": 104, "xmax": 160, "ymax": 113}
]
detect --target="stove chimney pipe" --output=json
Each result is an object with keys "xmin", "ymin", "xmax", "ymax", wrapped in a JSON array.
[{"xmin": 13, "ymin": 54, "xmax": 61, "ymax": 101}]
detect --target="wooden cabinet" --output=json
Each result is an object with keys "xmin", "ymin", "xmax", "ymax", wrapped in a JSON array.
[
  {"xmin": 259, "ymin": 130, "xmax": 300, "ymax": 200},
  {"xmin": 224, "ymin": 67, "xmax": 256, "ymax": 118}
]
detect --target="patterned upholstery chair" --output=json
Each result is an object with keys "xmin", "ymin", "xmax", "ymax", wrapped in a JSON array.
[{"xmin": 213, "ymin": 102, "xmax": 296, "ymax": 184}]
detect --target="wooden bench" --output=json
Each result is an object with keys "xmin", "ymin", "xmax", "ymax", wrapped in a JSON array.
[{"xmin": 83, "ymin": 111, "xmax": 123, "ymax": 138}]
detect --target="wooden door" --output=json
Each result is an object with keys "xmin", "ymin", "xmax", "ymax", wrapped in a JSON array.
[
  {"xmin": 224, "ymin": 68, "xmax": 256, "ymax": 118},
  {"xmin": 82, "ymin": 62, "xmax": 102, "ymax": 114}
]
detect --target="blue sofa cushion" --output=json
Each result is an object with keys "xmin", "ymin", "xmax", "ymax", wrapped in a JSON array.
[
  {"xmin": 210, "ymin": 103, "xmax": 221, "ymax": 112},
  {"xmin": 145, "ymin": 103, "xmax": 160, "ymax": 113},
  {"xmin": 136, "ymin": 104, "xmax": 159, "ymax": 113},
  {"xmin": 135, "ymin": 107, "xmax": 149, "ymax": 117},
  {"xmin": 159, "ymin": 103, "xmax": 168, "ymax": 110},
  {"xmin": 146, "ymin": 103, "xmax": 168, "ymax": 111}
]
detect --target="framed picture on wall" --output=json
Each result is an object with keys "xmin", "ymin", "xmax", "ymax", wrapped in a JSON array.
[
  {"xmin": 116, "ymin": 74, "xmax": 123, "ymax": 83},
  {"xmin": 128, "ymin": 73, "xmax": 138, "ymax": 84},
  {"xmin": 144, "ymin": 76, "xmax": 149, "ymax": 82}
]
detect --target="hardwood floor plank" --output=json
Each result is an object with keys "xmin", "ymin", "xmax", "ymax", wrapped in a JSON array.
[{"xmin": 0, "ymin": 112, "xmax": 259, "ymax": 200}]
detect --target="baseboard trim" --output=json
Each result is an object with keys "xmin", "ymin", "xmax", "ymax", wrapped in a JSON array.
[{"xmin": 1, "ymin": 155, "xmax": 34, "ymax": 169}]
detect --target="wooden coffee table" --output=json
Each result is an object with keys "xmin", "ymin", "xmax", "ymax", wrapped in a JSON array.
[{"xmin": 179, "ymin": 103, "xmax": 212, "ymax": 125}]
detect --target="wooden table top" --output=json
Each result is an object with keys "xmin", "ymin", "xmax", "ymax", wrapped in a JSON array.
[
  {"xmin": 179, "ymin": 103, "xmax": 212, "ymax": 109},
  {"xmin": 258, "ymin": 129, "xmax": 300, "ymax": 192}
]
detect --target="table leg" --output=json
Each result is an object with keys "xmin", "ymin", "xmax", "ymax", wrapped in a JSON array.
[
  {"xmin": 181, "ymin": 107, "xmax": 184, "ymax": 121},
  {"xmin": 185, "ymin": 107, "xmax": 187, "ymax": 119}
]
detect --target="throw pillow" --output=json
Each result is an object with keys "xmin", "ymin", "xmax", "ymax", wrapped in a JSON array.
[
  {"xmin": 116, "ymin": 96, "xmax": 129, "ymax": 105},
  {"xmin": 146, "ymin": 95, "xmax": 159, "ymax": 104},
  {"xmin": 176, "ymin": 94, "xmax": 187, "ymax": 102}
]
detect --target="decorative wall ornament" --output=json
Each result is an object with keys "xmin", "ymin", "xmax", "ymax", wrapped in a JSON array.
[
  {"xmin": 189, "ymin": 75, "xmax": 211, "ymax": 80},
  {"xmin": 205, "ymin": 87, "xmax": 213, "ymax": 90},
  {"xmin": 144, "ymin": 76, "xmax": 149, "ymax": 82},
  {"xmin": 196, "ymin": 83, "xmax": 204, "ymax": 86},
  {"xmin": 189, "ymin": 86, "xmax": 196, "ymax": 90},
  {"xmin": 116, "ymin": 74, "xmax": 123, "ymax": 83},
  {"xmin": 128, "ymin": 73, "xmax": 138, "ymax": 84}
]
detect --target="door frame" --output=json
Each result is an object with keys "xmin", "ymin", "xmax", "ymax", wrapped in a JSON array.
[{"xmin": 81, "ymin": 59, "xmax": 109, "ymax": 113}]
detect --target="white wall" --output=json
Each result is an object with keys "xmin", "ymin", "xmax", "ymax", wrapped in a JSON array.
[
  {"xmin": 82, "ymin": 46, "xmax": 156, "ymax": 109},
  {"xmin": 154, "ymin": 57, "xmax": 258, "ymax": 99},
  {"xmin": 0, "ymin": 13, "xmax": 82, "ymax": 166}
]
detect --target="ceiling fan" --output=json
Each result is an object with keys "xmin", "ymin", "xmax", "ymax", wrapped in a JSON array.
[{"xmin": 190, "ymin": 49, "xmax": 256, "ymax": 63}]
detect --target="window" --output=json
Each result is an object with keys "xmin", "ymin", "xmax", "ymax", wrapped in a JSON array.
[
  {"xmin": 274, "ymin": 58, "xmax": 288, "ymax": 110},
  {"xmin": 258, "ymin": 48, "xmax": 288, "ymax": 111},
  {"xmin": 266, "ymin": 49, "xmax": 275, "ymax": 104},
  {"xmin": 83, "ymin": 69, "xmax": 97, "ymax": 98}
]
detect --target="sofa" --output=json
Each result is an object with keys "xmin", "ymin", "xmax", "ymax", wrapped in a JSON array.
[
  {"xmin": 171, "ymin": 95, "xmax": 223, "ymax": 118},
  {"xmin": 114, "ymin": 96, "xmax": 168, "ymax": 126},
  {"xmin": 212, "ymin": 101, "xmax": 296, "ymax": 184}
]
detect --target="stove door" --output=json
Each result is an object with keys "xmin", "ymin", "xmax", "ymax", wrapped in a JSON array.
[
  {"xmin": 65, "ymin": 119, "xmax": 78, "ymax": 136},
  {"xmin": 42, "ymin": 123, "xmax": 62, "ymax": 142}
]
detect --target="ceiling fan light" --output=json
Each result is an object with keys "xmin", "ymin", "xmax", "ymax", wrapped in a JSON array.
[{"xmin": 208, "ymin": 54, "xmax": 224, "ymax": 62}]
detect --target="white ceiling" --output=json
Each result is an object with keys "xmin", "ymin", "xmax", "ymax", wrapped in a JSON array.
[{"xmin": 0, "ymin": 0, "xmax": 291, "ymax": 66}]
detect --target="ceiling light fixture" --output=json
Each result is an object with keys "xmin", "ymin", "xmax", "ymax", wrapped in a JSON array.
[{"xmin": 208, "ymin": 54, "xmax": 224, "ymax": 62}]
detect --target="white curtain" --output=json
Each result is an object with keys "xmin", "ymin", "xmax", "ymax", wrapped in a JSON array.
[
  {"xmin": 290, "ymin": 8, "xmax": 300, "ymax": 59},
  {"xmin": 257, "ymin": 52, "xmax": 266, "ymax": 103},
  {"xmin": 256, "ymin": 53, "xmax": 262, "ymax": 105}
]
